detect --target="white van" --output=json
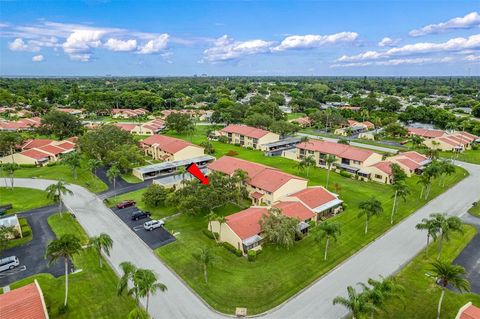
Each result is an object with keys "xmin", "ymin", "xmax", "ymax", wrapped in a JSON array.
[{"xmin": 0, "ymin": 256, "xmax": 20, "ymax": 272}]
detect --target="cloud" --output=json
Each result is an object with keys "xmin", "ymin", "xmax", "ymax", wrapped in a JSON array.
[
  {"xmin": 61, "ymin": 29, "xmax": 106, "ymax": 61},
  {"xmin": 8, "ymin": 38, "xmax": 40, "ymax": 51},
  {"xmin": 331, "ymin": 56, "xmax": 455, "ymax": 68},
  {"xmin": 337, "ymin": 34, "xmax": 480, "ymax": 62},
  {"xmin": 202, "ymin": 35, "xmax": 274, "ymax": 62},
  {"xmin": 32, "ymin": 54, "xmax": 44, "ymax": 62},
  {"xmin": 465, "ymin": 54, "xmax": 480, "ymax": 61},
  {"xmin": 104, "ymin": 38, "xmax": 137, "ymax": 51},
  {"xmin": 409, "ymin": 11, "xmax": 480, "ymax": 37},
  {"xmin": 272, "ymin": 32, "xmax": 358, "ymax": 51},
  {"xmin": 137, "ymin": 34, "xmax": 169, "ymax": 54},
  {"xmin": 378, "ymin": 37, "xmax": 400, "ymax": 47}
]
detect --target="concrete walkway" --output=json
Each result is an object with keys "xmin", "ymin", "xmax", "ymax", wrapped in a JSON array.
[
  {"xmin": 297, "ymin": 132, "xmax": 399, "ymax": 154},
  {"xmin": 3, "ymin": 161, "xmax": 480, "ymax": 318}
]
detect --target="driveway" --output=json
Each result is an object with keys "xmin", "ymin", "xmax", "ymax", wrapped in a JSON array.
[
  {"xmin": 454, "ymin": 213, "xmax": 480, "ymax": 294},
  {"xmin": 3, "ymin": 161, "xmax": 480, "ymax": 319},
  {"xmin": 0, "ymin": 205, "xmax": 64, "ymax": 287},
  {"xmin": 111, "ymin": 206, "xmax": 175, "ymax": 249}
]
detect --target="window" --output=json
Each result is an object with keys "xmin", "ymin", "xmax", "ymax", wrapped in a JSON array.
[{"xmin": 374, "ymin": 174, "xmax": 382, "ymax": 179}]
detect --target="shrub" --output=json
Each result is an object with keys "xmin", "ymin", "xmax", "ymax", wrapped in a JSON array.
[
  {"xmin": 472, "ymin": 144, "xmax": 478, "ymax": 150},
  {"xmin": 339, "ymin": 170, "xmax": 351, "ymax": 178},
  {"xmin": 46, "ymin": 162, "xmax": 57, "ymax": 167},
  {"xmin": 202, "ymin": 229, "xmax": 218, "ymax": 240},
  {"xmin": 342, "ymin": 203, "xmax": 348, "ymax": 211},
  {"xmin": 308, "ymin": 220, "xmax": 316, "ymax": 229},
  {"xmin": 222, "ymin": 242, "xmax": 243, "ymax": 256},
  {"xmin": 235, "ymin": 249, "xmax": 243, "ymax": 257},
  {"xmin": 247, "ymin": 250, "xmax": 256, "ymax": 262},
  {"xmin": 226, "ymin": 150, "xmax": 239, "ymax": 156},
  {"xmin": 142, "ymin": 184, "xmax": 168, "ymax": 207}
]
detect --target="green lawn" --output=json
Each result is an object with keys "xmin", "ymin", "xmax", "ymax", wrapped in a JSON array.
[
  {"xmin": 107, "ymin": 189, "xmax": 177, "ymax": 219},
  {"xmin": 5, "ymin": 218, "xmax": 32, "ymax": 249},
  {"xmin": 154, "ymin": 127, "xmax": 468, "ymax": 315},
  {"xmin": 120, "ymin": 173, "xmax": 143, "ymax": 184},
  {"xmin": 468, "ymin": 202, "xmax": 480, "ymax": 217},
  {"xmin": 438, "ymin": 149, "xmax": 480, "ymax": 164},
  {"xmin": 10, "ymin": 160, "xmax": 108, "ymax": 193},
  {"xmin": 287, "ymin": 112, "xmax": 306, "ymax": 120},
  {"xmin": 381, "ymin": 225, "xmax": 480, "ymax": 318},
  {"xmin": 0, "ymin": 187, "xmax": 53, "ymax": 214},
  {"xmin": 7, "ymin": 213, "xmax": 135, "ymax": 318}
]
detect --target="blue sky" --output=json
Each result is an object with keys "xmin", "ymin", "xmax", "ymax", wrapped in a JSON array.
[{"xmin": 0, "ymin": 0, "xmax": 479, "ymax": 76}]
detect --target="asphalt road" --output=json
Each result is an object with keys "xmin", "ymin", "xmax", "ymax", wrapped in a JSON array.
[
  {"xmin": 3, "ymin": 161, "xmax": 479, "ymax": 319},
  {"xmin": 0, "ymin": 205, "xmax": 64, "ymax": 287},
  {"xmin": 454, "ymin": 213, "xmax": 480, "ymax": 294}
]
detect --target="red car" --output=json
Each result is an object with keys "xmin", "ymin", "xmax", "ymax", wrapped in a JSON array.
[{"xmin": 116, "ymin": 200, "xmax": 136, "ymax": 209}]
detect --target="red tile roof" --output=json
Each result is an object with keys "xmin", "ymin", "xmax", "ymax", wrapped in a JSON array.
[
  {"xmin": 22, "ymin": 139, "xmax": 53, "ymax": 150},
  {"xmin": 459, "ymin": 304, "xmax": 480, "ymax": 319},
  {"xmin": 297, "ymin": 139, "xmax": 376, "ymax": 162},
  {"xmin": 370, "ymin": 161, "xmax": 393, "ymax": 175},
  {"xmin": 115, "ymin": 123, "xmax": 137, "ymax": 132},
  {"xmin": 55, "ymin": 141, "xmax": 75, "ymax": 151},
  {"xmin": 221, "ymin": 124, "xmax": 272, "ymax": 139},
  {"xmin": 141, "ymin": 135, "xmax": 197, "ymax": 154},
  {"xmin": 208, "ymin": 156, "xmax": 305, "ymax": 192},
  {"xmin": 407, "ymin": 127, "xmax": 445, "ymax": 138},
  {"xmin": 288, "ymin": 186, "xmax": 337, "ymax": 210},
  {"xmin": 0, "ymin": 281, "xmax": 48, "ymax": 319},
  {"xmin": 20, "ymin": 149, "xmax": 51, "ymax": 160},
  {"xmin": 273, "ymin": 201, "xmax": 315, "ymax": 221},
  {"xmin": 396, "ymin": 158, "xmax": 421, "ymax": 170},
  {"xmin": 251, "ymin": 191, "xmax": 264, "ymax": 199},
  {"xmin": 38, "ymin": 144, "xmax": 67, "ymax": 155},
  {"xmin": 400, "ymin": 151, "xmax": 428, "ymax": 163}
]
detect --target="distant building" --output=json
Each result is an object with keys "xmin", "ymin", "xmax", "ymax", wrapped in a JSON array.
[
  {"xmin": 0, "ymin": 117, "xmax": 41, "ymax": 132},
  {"xmin": 408, "ymin": 127, "xmax": 478, "ymax": 152},
  {"xmin": 0, "ymin": 139, "xmax": 76, "ymax": 166},
  {"xmin": 111, "ymin": 108, "xmax": 148, "ymax": 119},
  {"xmin": 219, "ymin": 124, "xmax": 280, "ymax": 150}
]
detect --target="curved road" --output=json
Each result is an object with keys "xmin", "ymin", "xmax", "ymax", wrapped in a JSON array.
[{"xmin": 4, "ymin": 161, "xmax": 480, "ymax": 319}]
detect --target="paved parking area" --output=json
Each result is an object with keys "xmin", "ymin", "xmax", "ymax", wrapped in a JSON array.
[
  {"xmin": 111, "ymin": 206, "xmax": 175, "ymax": 249},
  {"xmin": 0, "ymin": 206, "xmax": 64, "ymax": 286}
]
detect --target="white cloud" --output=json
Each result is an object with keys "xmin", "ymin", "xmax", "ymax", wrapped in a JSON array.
[
  {"xmin": 378, "ymin": 37, "xmax": 400, "ymax": 47},
  {"xmin": 465, "ymin": 54, "xmax": 480, "ymax": 61},
  {"xmin": 202, "ymin": 35, "xmax": 273, "ymax": 62},
  {"xmin": 62, "ymin": 29, "xmax": 106, "ymax": 61},
  {"xmin": 32, "ymin": 54, "xmax": 44, "ymax": 62},
  {"xmin": 137, "ymin": 34, "xmax": 169, "ymax": 54},
  {"xmin": 410, "ymin": 11, "xmax": 480, "ymax": 37},
  {"xmin": 272, "ymin": 32, "xmax": 358, "ymax": 51},
  {"xmin": 104, "ymin": 38, "xmax": 137, "ymax": 51},
  {"xmin": 8, "ymin": 38, "xmax": 40, "ymax": 51},
  {"xmin": 331, "ymin": 56, "xmax": 455, "ymax": 68},
  {"xmin": 337, "ymin": 34, "xmax": 480, "ymax": 62}
]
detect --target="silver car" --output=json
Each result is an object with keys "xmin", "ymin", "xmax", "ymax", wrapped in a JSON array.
[{"xmin": 143, "ymin": 219, "xmax": 164, "ymax": 231}]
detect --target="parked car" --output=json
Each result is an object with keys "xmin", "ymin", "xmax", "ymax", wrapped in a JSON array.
[
  {"xmin": 131, "ymin": 210, "xmax": 151, "ymax": 221},
  {"xmin": 144, "ymin": 220, "xmax": 164, "ymax": 231},
  {"xmin": 0, "ymin": 256, "xmax": 19, "ymax": 272},
  {"xmin": 117, "ymin": 200, "xmax": 136, "ymax": 209}
]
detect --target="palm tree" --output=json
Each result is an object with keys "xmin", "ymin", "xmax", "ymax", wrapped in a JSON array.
[
  {"xmin": 107, "ymin": 164, "xmax": 121, "ymax": 196},
  {"xmin": 426, "ymin": 147, "xmax": 439, "ymax": 161},
  {"xmin": 439, "ymin": 160, "xmax": 455, "ymax": 187},
  {"xmin": 134, "ymin": 269, "xmax": 167, "ymax": 312},
  {"xmin": 63, "ymin": 152, "xmax": 81, "ymax": 179},
  {"xmin": 415, "ymin": 218, "xmax": 439, "ymax": 258},
  {"xmin": 359, "ymin": 277, "xmax": 405, "ymax": 314},
  {"xmin": 90, "ymin": 233, "xmax": 113, "ymax": 268},
  {"xmin": 3, "ymin": 163, "xmax": 18, "ymax": 189},
  {"xmin": 333, "ymin": 286, "xmax": 376, "ymax": 319},
  {"xmin": 216, "ymin": 215, "xmax": 227, "ymax": 242},
  {"xmin": 128, "ymin": 307, "xmax": 150, "ymax": 319},
  {"xmin": 118, "ymin": 261, "xmax": 140, "ymax": 303},
  {"xmin": 410, "ymin": 135, "xmax": 424, "ymax": 149},
  {"xmin": 192, "ymin": 247, "xmax": 216, "ymax": 284},
  {"xmin": 325, "ymin": 155, "xmax": 336, "ymax": 189},
  {"xmin": 176, "ymin": 165, "xmax": 187, "ymax": 185},
  {"xmin": 300, "ymin": 155, "xmax": 316, "ymax": 177},
  {"xmin": 431, "ymin": 213, "xmax": 463, "ymax": 260},
  {"xmin": 358, "ymin": 197, "xmax": 383, "ymax": 235},
  {"xmin": 316, "ymin": 221, "xmax": 341, "ymax": 260},
  {"xmin": 390, "ymin": 182, "xmax": 410, "ymax": 224},
  {"xmin": 46, "ymin": 181, "xmax": 73, "ymax": 216},
  {"xmin": 430, "ymin": 261, "xmax": 470, "ymax": 319},
  {"xmin": 89, "ymin": 158, "xmax": 103, "ymax": 177},
  {"xmin": 417, "ymin": 173, "xmax": 431, "ymax": 200},
  {"xmin": 206, "ymin": 212, "xmax": 218, "ymax": 242},
  {"xmin": 45, "ymin": 234, "xmax": 82, "ymax": 307}
]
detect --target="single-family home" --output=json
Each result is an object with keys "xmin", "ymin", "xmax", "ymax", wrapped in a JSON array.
[
  {"xmin": 111, "ymin": 108, "xmax": 149, "ymax": 119},
  {"xmin": 209, "ymin": 202, "xmax": 315, "ymax": 253},
  {"xmin": 290, "ymin": 116, "xmax": 312, "ymax": 127},
  {"xmin": 423, "ymin": 131, "xmax": 478, "ymax": 152},
  {"xmin": 219, "ymin": 124, "xmax": 280, "ymax": 150},
  {"xmin": 115, "ymin": 118, "xmax": 165, "ymax": 135},
  {"xmin": 208, "ymin": 156, "xmax": 307, "ymax": 205},
  {"xmin": 294, "ymin": 139, "xmax": 383, "ymax": 180},
  {"xmin": 0, "ymin": 139, "xmax": 76, "ymax": 166},
  {"xmin": 388, "ymin": 151, "xmax": 431, "ymax": 176},
  {"xmin": 0, "ymin": 280, "xmax": 49, "ymax": 319},
  {"xmin": 335, "ymin": 120, "xmax": 375, "ymax": 136},
  {"xmin": 455, "ymin": 302, "xmax": 480, "ymax": 319},
  {"xmin": 141, "ymin": 135, "xmax": 204, "ymax": 161},
  {"xmin": 0, "ymin": 117, "xmax": 41, "ymax": 132},
  {"xmin": 407, "ymin": 127, "xmax": 445, "ymax": 139}
]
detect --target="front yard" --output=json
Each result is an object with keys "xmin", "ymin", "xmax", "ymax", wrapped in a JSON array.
[
  {"xmin": 154, "ymin": 127, "xmax": 468, "ymax": 315},
  {"xmin": 0, "ymin": 187, "xmax": 53, "ymax": 214},
  {"xmin": 7, "ymin": 213, "xmax": 135, "ymax": 318}
]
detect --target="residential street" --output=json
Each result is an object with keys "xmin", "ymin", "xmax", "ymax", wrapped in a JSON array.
[{"xmin": 3, "ymin": 161, "xmax": 479, "ymax": 319}]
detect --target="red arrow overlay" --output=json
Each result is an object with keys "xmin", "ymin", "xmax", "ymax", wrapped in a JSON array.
[{"xmin": 186, "ymin": 163, "xmax": 209, "ymax": 185}]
